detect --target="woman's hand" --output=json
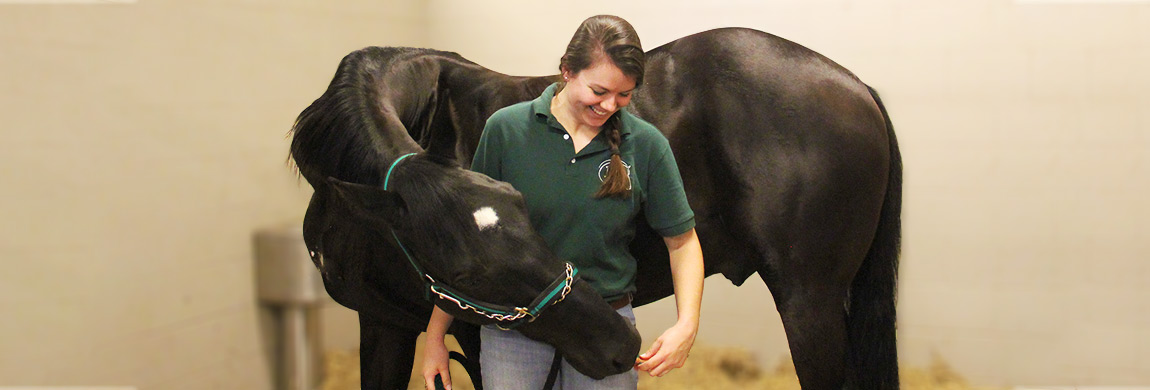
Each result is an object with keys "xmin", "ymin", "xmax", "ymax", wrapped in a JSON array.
[
  {"xmin": 636, "ymin": 319, "xmax": 698, "ymax": 377},
  {"xmin": 422, "ymin": 306, "xmax": 455, "ymax": 390},
  {"xmin": 421, "ymin": 336, "xmax": 452, "ymax": 390}
]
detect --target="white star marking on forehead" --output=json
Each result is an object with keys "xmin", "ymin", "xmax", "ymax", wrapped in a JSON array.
[{"xmin": 473, "ymin": 207, "xmax": 499, "ymax": 230}]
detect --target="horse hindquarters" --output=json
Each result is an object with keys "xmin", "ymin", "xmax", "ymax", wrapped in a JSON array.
[{"xmin": 845, "ymin": 87, "xmax": 901, "ymax": 390}]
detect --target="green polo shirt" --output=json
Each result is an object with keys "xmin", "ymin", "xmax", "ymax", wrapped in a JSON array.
[{"xmin": 471, "ymin": 83, "xmax": 695, "ymax": 300}]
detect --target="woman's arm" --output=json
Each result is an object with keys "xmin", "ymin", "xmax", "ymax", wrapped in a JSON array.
[
  {"xmin": 636, "ymin": 227, "xmax": 704, "ymax": 377},
  {"xmin": 422, "ymin": 306, "xmax": 455, "ymax": 390}
]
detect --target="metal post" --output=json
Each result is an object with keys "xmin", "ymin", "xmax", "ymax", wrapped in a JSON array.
[
  {"xmin": 255, "ymin": 224, "xmax": 328, "ymax": 390},
  {"xmin": 282, "ymin": 306, "xmax": 322, "ymax": 390}
]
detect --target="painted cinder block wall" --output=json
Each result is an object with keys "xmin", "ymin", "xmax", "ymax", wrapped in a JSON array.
[{"xmin": 1, "ymin": 0, "xmax": 1146, "ymax": 388}]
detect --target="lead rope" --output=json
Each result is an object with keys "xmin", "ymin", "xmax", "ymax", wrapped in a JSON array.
[{"xmin": 543, "ymin": 350, "xmax": 562, "ymax": 389}]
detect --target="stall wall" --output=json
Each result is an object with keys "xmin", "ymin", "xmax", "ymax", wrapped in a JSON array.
[
  {"xmin": 2, "ymin": 0, "xmax": 1147, "ymax": 388},
  {"xmin": 0, "ymin": 0, "xmax": 423, "ymax": 388},
  {"xmin": 423, "ymin": 0, "xmax": 1150, "ymax": 386}
]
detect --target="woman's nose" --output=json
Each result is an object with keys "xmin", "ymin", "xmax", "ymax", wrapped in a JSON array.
[{"xmin": 600, "ymin": 97, "xmax": 616, "ymax": 112}]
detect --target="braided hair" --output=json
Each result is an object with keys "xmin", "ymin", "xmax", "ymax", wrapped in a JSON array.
[{"xmin": 557, "ymin": 15, "xmax": 645, "ymax": 199}]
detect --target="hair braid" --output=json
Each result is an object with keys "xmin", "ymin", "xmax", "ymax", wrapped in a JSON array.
[{"xmin": 594, "ymin": 115, "xmax": 631, "ymax": 198}]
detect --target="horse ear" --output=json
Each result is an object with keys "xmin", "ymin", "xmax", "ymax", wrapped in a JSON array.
[{"xmin": 326, "ymin": 177, "xmax": 406, "ymax": 225}]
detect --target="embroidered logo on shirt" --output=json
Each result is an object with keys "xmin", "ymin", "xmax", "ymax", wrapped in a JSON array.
[{"xmin": 597, "ymin": 159, "xmax": 633, "ymax": 190}]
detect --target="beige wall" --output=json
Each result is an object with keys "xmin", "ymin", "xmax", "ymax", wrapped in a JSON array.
[
  {"xmin": 2, "ymin": 0, "xmax": 1147, "ymax": 388},
  {"xmin": 0, "ymin": 0, "xmax": 423, "ymax": 388},
  {"xmin": 424, "ymin": 0, "xmax": 1149, "ymax": 386}
]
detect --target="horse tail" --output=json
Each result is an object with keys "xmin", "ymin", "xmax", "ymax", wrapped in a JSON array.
[{"xmin": 848, "ymin": 85, "xmax": 902, "ymax": 390}]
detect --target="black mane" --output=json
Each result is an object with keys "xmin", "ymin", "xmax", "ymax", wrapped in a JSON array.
[{"xmin": 289, "ymin": 47, "xmax": 456, "ymax": 187}]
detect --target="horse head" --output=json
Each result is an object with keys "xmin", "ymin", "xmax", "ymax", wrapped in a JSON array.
[{"xmin": 328, "ymin": 153, "xmax": 641, "ymax": 379}]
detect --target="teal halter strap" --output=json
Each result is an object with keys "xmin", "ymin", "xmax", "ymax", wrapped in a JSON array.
[
  {"xmin": 382, "ymin": 152, "xmax": 579, "ymax": 329},
  {"xmin": 383, "ymin": 152, "xmax": 417, "ymax": 191}
]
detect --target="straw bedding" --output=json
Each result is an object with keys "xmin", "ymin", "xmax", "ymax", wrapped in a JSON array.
[{"xmin": 321, "ymin": 343, "xmax": 999, "ymax": 390}]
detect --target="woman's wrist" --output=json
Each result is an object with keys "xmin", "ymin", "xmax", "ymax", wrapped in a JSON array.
[{"xmin": 675, "ymin": 315, "xmax": 700, "ymax": 334}]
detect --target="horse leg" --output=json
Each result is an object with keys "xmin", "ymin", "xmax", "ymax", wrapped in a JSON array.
[
  {"xmin": 358, "ymin": 312, "xmax": 420, "ymax": 390},
  {"xmin": 766, "ymin": 275, "xmax": 851, "ymax": 390}
]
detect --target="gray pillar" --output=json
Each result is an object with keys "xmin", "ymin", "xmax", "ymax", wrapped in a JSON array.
[{"xmin": 255, "ymin": 224, "xmax": 327, "ymax": 390}]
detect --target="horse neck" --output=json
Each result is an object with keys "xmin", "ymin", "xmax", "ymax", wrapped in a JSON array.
[
  {"xmin": 375, "ymin": 110, "xmax": 424, "ymax": 158},
  {"xmin": 435, "ymin": 54, "xmax": 558, "ymax": 107},
  {"xmin": 435, "ymin": 58, "xmax": 559, "ymax": 150}
]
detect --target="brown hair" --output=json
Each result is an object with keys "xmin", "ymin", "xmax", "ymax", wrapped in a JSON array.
[{"xmin": 559, "ymin": 15, "xmax": 645, "ymax": 199}]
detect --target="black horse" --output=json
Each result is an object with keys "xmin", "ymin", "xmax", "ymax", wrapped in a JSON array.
[
  {"xmin": 291, "ymin": 27, "xmax": 901, "ymax": 390},
  {"xmin": 289, "ymin": 52, "xmax": 642, "ymax": 386}
]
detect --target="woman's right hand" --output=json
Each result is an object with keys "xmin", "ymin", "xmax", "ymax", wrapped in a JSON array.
[
  {"xmin": 421, "ymin": 335, "xmax": 452, "ymax": 390},
  {"xmin": 422, "ymin": 306, "xmax": 455, "ymax": 390}
]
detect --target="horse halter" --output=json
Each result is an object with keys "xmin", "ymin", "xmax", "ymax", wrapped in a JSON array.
[{"xmin": 384, "ymin": 153, "xmax": 580, "ymax": 329}]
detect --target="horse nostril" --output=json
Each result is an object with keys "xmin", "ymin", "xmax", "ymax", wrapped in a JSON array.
[{"xmin": 613, "ymin": 354, "xmax": 633, "ymax": 372}]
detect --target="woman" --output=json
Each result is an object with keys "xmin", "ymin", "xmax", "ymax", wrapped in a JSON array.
[{"xmin": 423, "ymin": 15, "xmax": 704, "ymax": 389}]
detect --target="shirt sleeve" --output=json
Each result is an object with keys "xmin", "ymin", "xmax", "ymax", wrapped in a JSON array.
[
  {"xmin": 470, "ymin": 115, "xmax": 504, "ymax": 180},
  {"xmin": 643, "ymin": 136, "xmax": 695, "ymax": 237}
]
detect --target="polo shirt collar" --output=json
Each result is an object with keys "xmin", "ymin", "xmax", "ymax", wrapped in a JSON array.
[{"xmin": 531, "ymin": 83, "xmax": 634, "ymax": 139}]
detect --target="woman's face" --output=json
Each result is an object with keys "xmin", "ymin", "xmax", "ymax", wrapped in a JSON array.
[{"xmin": 561, "ymin": 57, "xmax": 637, "ymax": 128}]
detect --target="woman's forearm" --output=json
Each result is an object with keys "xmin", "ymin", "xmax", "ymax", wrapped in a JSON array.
[
  {"xmin": 665, "ymin": 228, "xmax": 704, "ymax": 328},
  {"xmin": 427, "ymin": 305, "xmax": 455, "ymax": 341}
]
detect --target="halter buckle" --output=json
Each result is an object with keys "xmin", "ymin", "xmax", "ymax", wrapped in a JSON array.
[{"xmin": 516, "ymin": 306, "xmax": 537, "ymax": 322}]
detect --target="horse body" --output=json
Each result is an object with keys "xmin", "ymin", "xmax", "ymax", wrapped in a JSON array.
[{"xmin": 293, "ymin": 27, "xmax": 900, "ymax": 390}]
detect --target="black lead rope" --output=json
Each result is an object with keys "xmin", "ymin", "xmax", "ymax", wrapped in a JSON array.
[{"xmin": 543, "ymin": 350, "xmax": 562, "ymax": 389}]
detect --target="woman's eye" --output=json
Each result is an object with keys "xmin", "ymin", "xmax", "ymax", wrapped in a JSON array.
[{"xmin": 592, "ymin": 89, "xmax": 606, "ymax": 96}]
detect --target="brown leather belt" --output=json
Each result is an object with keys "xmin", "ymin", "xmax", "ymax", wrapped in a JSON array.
[{"xmin": 609, "ymin": 293, "xmax": 633, "ymax": 310}]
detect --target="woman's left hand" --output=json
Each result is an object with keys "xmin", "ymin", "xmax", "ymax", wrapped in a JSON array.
[{"xmin": 635, "ymin": 320, "xmax": 697, "ymax": 377}]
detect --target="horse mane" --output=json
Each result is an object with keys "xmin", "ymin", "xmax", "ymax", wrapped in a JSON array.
[{"xmin": 288, "ymin": 47, "xmax": 456, "ymax": 187}]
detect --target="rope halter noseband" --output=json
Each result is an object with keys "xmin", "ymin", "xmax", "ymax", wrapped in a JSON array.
[{"xmin": 384, "ymin": 153, "xmax": 579, "ymax": 330}]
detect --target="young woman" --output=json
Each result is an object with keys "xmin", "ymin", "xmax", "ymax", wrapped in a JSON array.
[{"xmin": 422, "ymin": 15, "xmax": 704, "ymax": 389}]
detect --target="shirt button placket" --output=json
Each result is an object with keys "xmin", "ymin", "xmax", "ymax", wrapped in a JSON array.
[{"xmin": 567, "ymin": 156, "xmax": 578, "ymax": 176}]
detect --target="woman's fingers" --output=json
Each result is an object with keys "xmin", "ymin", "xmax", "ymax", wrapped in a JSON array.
[
  {"xmin": 637, "ymin": 325, "xmax": 695, "ymax": 376},
  {"xmin": 437, "ymin": 370, "xmax": 452, "ymax": 390},
  {"xmin": 422, "ymin": 340, "xmax": 452, "ymax": 390},
  {"xmin": 423, "ymin": 369, "xmax": 451, "ymax": 390},
  {"xmin": 636, "ymin": 339, "xmax": 662, "ymax": 370}
]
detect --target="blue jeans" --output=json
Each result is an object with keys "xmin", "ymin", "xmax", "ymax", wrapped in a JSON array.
[{"xmin": 480, "ymin": 305, "xmax": 638, "ymax": 389}]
